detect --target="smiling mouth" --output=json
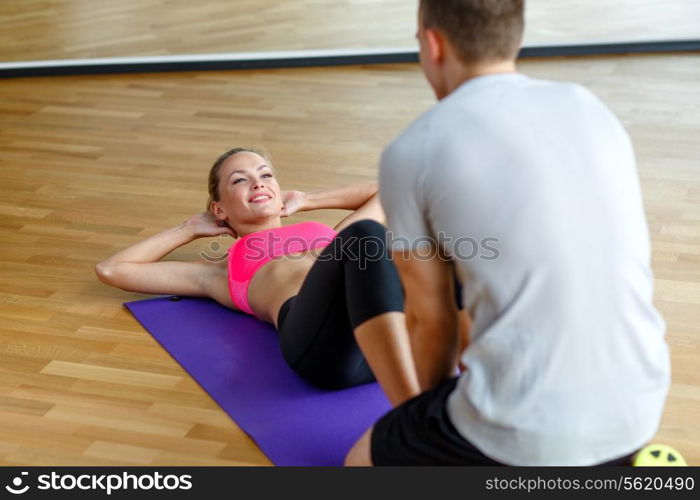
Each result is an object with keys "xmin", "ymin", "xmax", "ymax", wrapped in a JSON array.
[{"xmin": 249, "ymin": 194, "xmax": 272, "ymax": 203}]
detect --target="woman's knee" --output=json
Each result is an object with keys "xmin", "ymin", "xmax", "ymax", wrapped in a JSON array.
[
  {"xmin": 337, "ymin": 219, "xmax": 386, "ymax": 240},
  {"xmin": 334, "ymin": 220, "xmax": 389, "ymax": 264}
]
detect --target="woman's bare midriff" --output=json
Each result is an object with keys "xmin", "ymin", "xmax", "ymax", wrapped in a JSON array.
[{"xmin": 244, "ymin": 252, "xmax": 320, "ymax": 327}]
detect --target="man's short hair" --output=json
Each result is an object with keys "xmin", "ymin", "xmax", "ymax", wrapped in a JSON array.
[{"xmin": 420, "ymin": 0, "xmax": 524, "ymax": 63}]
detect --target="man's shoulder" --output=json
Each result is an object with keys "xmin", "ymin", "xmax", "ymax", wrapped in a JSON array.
[
  {"xmin": 380, "ymin": 106, "xmax": 435, "ymax": 172},
  {"xmin": 394, "ymin": 105, "xmax": 436, "ymax": 144},
  {"xmin": 513, "ymin": 75, "xmax": 607, "ymax": 112},
  {"xmin": 445, "ymin": 73, "xmax": 599, "ymax": 107}
]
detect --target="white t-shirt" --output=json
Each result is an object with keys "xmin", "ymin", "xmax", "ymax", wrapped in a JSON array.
[{"xmin": 379, "ymin": 73, "xmax": 670, "ymax": 466}]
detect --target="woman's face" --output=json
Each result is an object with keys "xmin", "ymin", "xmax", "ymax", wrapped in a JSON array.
[{"xmin": 214, "ymin": 152, "xmax": 283, "ymax": 226}]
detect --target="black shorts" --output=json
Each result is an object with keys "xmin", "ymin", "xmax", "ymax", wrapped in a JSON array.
[{"xmin": 370, "ymin": 377, "xmax": 638, "ymax": 466}]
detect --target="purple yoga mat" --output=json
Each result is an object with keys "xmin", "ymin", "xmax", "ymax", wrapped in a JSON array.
[{"xmin": 124, "ymin": 295, "xmax": 391, "ymax": 466}]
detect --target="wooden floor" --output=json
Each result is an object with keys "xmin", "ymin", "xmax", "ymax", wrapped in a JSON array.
[
  {"xmin": 0, "ymin": 0, "xmax": 699, "ymax": 61},
  {"xmin": 0, "ymin": 52, "xmax": 699, "ymax": 465}
]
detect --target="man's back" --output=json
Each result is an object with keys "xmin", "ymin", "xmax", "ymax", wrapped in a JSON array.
[{"xmin": 380, "ymin": 73, "xmax": 670, "ymax": 465}]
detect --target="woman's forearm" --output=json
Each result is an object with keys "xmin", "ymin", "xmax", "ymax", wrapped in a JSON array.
[
  {"xmin": 304, "ymin": 182, "xmax": 377, "ymax": 211},
  {"xmin": 98, "ymin": 223, "xmax": 197, "ymax": 267}
]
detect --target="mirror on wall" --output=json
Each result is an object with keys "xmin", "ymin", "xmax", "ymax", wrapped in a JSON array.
[{"xmin": 1, "ymin": 0, "xmax": 698, "ymax": 63}]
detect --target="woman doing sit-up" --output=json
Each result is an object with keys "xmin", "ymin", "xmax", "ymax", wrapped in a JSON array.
[{"xmin": 96, "ymin": 147, "xmax": 426, "ymax": 406}]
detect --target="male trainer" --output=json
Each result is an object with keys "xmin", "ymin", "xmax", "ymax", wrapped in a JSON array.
[{"xmin": 346, "ymin": 0, "xmax": 669, "ymax": 466}]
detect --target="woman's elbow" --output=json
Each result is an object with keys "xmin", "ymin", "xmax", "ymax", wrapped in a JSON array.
[{"xmin": 95, "ymin": 261, "xmax": 120, "ymax": 286}]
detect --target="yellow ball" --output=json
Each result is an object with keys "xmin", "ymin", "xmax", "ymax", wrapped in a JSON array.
[{"xmin": 633, "ymin": 444, "xmax": 687, "ymax": 466}]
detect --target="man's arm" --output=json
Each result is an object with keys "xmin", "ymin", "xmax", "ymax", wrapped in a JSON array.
[{"xmin": 393, "ymin": 247, "xmax": 461, "ymax": 391}]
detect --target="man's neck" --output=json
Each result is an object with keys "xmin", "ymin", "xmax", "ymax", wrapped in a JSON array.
[{"xmin": 442, "ymin": 59, "xmax": 518, "ymax": 99}]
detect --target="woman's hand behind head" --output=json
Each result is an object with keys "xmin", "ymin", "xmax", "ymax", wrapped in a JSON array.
[
  {"xmin": 280, "ymin": 190, "xmax": 308, "ymax": 218},
  {"xmin": 185, "ymin": 211, "xmax": 238, "ymax": 238}
]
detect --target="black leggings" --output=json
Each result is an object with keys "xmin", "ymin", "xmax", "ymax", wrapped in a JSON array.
[{"xmin": 277, "ymin": 219, "xmax": 404, "ymax": 390}]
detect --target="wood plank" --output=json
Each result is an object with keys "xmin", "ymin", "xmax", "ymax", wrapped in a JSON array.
[
  {"xmin": 44, "ymin": 405, "xmax": 193, "ymax": 438},
  {"xmin": 40, "ymin": 361, "xmax": 183, "ymax": 389}
]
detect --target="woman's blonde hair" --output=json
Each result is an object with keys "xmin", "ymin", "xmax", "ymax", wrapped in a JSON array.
[{"xmin": 206, "ymin": 147, "xmax": 272, "ymax": 210}]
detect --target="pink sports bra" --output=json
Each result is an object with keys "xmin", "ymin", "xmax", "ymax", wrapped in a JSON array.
[{"xmin": 227, "ymin": 221, "xmax": 337, "ymax": 316}]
